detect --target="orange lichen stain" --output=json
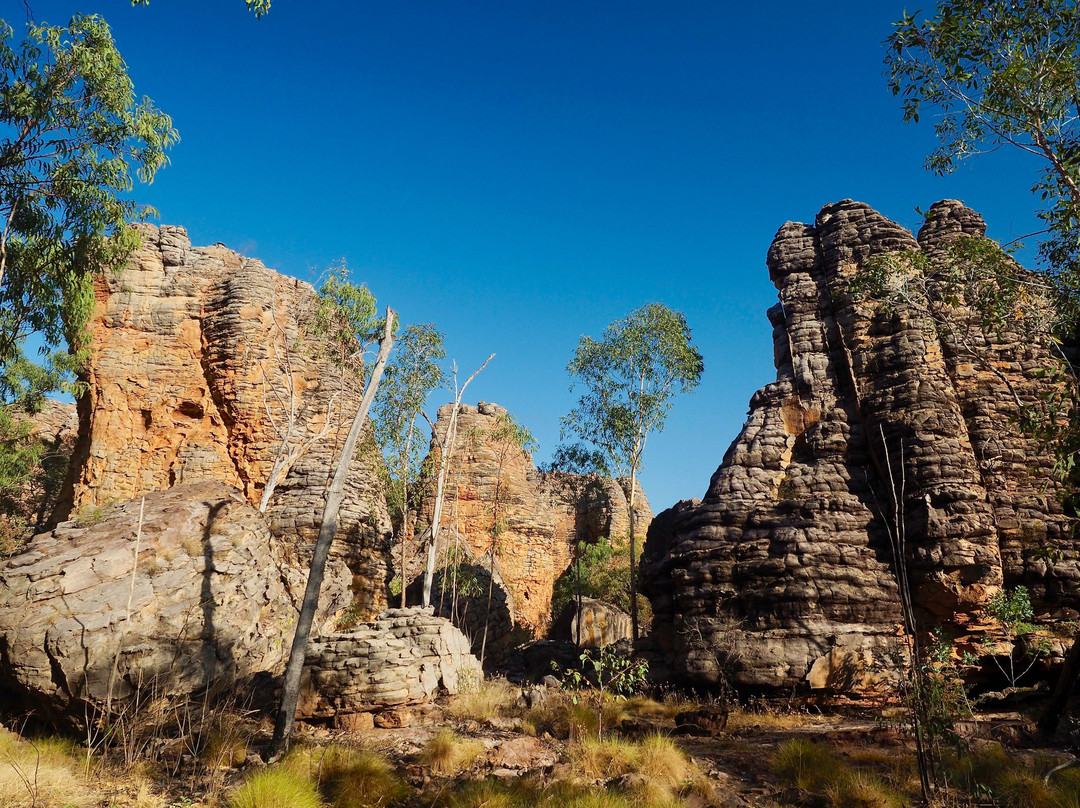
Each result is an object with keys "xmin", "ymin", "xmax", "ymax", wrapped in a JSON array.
[{"xmin": 779, "ymin": 398, "xmax": 820, "ymax": 437}]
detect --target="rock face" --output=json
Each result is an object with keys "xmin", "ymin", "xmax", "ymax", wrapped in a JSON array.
[
  {"xmin": 62, "ymin": 224, "xmax": 391, "ymax": 622},
  {"xmin": 641, "ymin": 200, "xmax": 1078, "ymax": 693},
  {"xmin": 403, "ymin": 402, "xmax": 651, "ymax": 646},
  {"xmin": 0, "ymin": 482, "xmax": 295, "ymax": 723},
  {"xmin": 299, "ymin": 607, "xmax": 482, "ymax": 717},
  {"xmin": 550, "ymin": 597, "xmax": 633, "ymax": 648}
]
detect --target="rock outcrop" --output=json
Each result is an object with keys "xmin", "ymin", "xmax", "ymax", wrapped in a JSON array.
[
  {"xmin": 299, "ymin": 607, "xmax": 482, "ymax": 717},
  {"xmin": 62, "ymin": 224, "xmax": 391, "ymax": 622},
  {"xmin": 401, "ymin": 402, "xmax": 650, "ymax": 651},
  {"xmin": 0, "ymin": 482, "xmax": 295, "ymax": 723},
  {"xmin": 641, "ymin": 200, "xmax": 1078, "ymax": 693}
]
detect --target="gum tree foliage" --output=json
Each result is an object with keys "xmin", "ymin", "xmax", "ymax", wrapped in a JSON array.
[
  {"xmin": 132, "ymin": 0, "xmax": 273, "ymax": 16},
  {"xmin": 372, "ymin": 323, "xmax": 446, "ymax": 608},
  {"xmin": 886, "ymin": 0, "xmax": 1080, "ymax": 319},
  {"xmin": 886, "ymin": 0, "xmax": 1080, "ymax": 741},
  {"xmin": 559, "ymin": 303, "xmax": 703, "ymax": 641},
  {"xmin": 0, "ymin": 14, "xmax": 176, "ymax": 385}
]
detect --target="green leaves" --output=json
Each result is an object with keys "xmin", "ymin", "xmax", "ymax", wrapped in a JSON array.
[
  {"xmin": 558, "ymin": 302, "xmax": 703, "ymax": 478},
  {"xmin": 0, "ymin": 13, "xmax": 177, "ymax": 399}
]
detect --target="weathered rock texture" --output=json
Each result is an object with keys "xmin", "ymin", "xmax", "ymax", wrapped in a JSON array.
[
  {"xmin": 404, "ymin": 402, "xmax": 651, "ymax": 643},
  {"xmin": 550, "ymin": 597, "xmax": 633, "ymax": 647},
  {"xmin": 0, "ymin": 482, "xmax": 295, "ymax": 723},
  {"xmin": 641, "ymin": 200, "xmax": 1078, "ymax": 693},
  {"xmin": 299, "ymin": 607, "xmax": 482, "ymax": 717},
  {"xmin": 63, "ymin": 224, "xmax": 391, "ymax": 621}
]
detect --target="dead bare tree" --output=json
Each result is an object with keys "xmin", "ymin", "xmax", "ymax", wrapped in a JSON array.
[
  {"xmin": 268, "ymin": 307, "xmax": 395, "ymax": 758},
  {"xmin": 419, "ymin": 355, "xmax": 493, "ymax": 608}
]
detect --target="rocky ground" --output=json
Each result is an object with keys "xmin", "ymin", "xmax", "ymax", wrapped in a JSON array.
[{"xmin": 3, "ymin": 677, "xmax": 1079, "ymax": 808}]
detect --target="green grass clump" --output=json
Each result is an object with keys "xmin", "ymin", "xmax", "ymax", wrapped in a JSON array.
[
  {"xmin": 437, "ymin": 777, "xmax": 679, "ymax": 808},
  {"xmin": 228, "ymin": 767, "xmax": 322, "ymax": 808},
  {"xmin": 0, "ymin": 728, "xmax": 94, "ymax": 808},
  {"xmin": 318, "ymin": 745, "xmax": 409, "ymax": 808},
  {"xmin": 772, "ymin": 738, "xmax": 845, "ymax": 792}
]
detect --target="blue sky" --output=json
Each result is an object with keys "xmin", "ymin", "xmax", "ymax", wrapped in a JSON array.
[{"xmin": 18, "ymin": 0, "xmax": 1050, "ymax": 512}]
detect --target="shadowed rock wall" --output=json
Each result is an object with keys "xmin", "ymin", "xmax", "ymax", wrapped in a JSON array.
[{"xmin": 641, "ymin": 200, "xmax": 1077, "ymax": 692}]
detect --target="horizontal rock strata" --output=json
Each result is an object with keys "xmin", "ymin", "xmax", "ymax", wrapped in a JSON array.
[
  {"xmin": 300, "ymin": 607, "xmax": 482, "ymax": 716},
  {"xmin": 63, "ymin": 224, "xmax": 391, "ymax": 622},
  {"xmin": 641, "ymin": 200, "xmax": 1078, "ymax": 693}
]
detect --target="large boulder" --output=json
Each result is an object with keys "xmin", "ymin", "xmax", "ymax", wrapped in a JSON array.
[{"xmin": 0, "ymin": 482, "xmax": 295, "ymax": 724}]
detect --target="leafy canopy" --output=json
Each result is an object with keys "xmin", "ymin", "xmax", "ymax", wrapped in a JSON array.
[
  {"xmin": 0, "ymin": 13, "xmax": 177, "ymax": 395},
  {"xmin": 886, "ymin": 0, "xmax": 1080, "ymax": 317},
  {"xmin": 373, "ymin": 323, "xmax": 446, "ymax": 523},
  {"xmin": 560, "ymin": 302, "xmax": 703, "ymax": 477},
  {"xmin": 132, "ymin": 0, "xmax": 273, "ymax": 17}
]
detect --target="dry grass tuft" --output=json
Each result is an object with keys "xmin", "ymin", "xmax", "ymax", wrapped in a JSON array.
[
  {"xmin": 571, "ymin": 736, "xmax": 640, "ymax": 780},
  {"xmin": 445, "ymin": 677, "xmax": 518, "ymax": 723},
  {"xmin": 319, "ymin": 745, "xmax": 409, "ymax": 808},
  {"xmin": 637, "ymin": 733, "xmax": 691, "ymax": 787},
  {"xmin": 0, "ymin": 728, "xmax": 94, "ymax": 808},
  {"xmin": 418, "ymin": 729, "xmax": 484, "ymax": 777}
]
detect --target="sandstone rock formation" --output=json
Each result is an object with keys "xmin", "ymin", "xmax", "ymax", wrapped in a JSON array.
[
  {"xmin": 299, "ymin": 607, "xmax": 482, "ymax": 717},
  {"xmin": 641, "ymin": 200, "xmax": 1078, "ymax": 693},
  {"xmin": 550, "ymin": 597, "xmax": 633, "ymax": 648},
  {"xmin": 0, "ymin": 482, "xmax": 295, "ymax": 723},
  {"xmin": 61, "ymin": 224, "xmax": 391, "ymax": 622},
  {"xmin": 402, "ymin": 401, "xmax": 651, "ymax": 650}
]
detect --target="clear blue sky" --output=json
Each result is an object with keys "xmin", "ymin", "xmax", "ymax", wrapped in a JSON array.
[{"xmin": 19, "ymin": 0, "xmax": 1050, "ymax": 512}]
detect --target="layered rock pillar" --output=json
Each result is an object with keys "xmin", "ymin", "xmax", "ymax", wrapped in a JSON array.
[{"xmin": 641, "ymin": 200, "xmax": 1078, "ymax": 692}]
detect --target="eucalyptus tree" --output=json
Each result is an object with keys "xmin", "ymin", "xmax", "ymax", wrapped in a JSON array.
[
  {"xmin": 0, "ymin": 13, "xmax": 176, "ymax": 393},
  {"xmin": 886, "ymin": 0, "xmax": 1080, "ymax": 321},
  {"xmin": 373, "ymin": 323, "xmax": 446, "ymax": 607},
  {"xmin": 133, "ymin": 0, "xmax": 273, "ymax": 15},
  {"xmin": 559, "ymin": 303, "xmax": 703, "ymax": 640}
]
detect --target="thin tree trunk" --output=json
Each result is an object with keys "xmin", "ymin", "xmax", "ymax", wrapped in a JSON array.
[
  {"xmin": 421, "ymin": 354, "xmax": 493, "ymax": 607},
  {"xmin": 628, "ymin": 467, "xmax": 638, "ymax": 642},
  {"xmin": 268, "ymin": 310, "xmax": 395, "ymax": 759}
]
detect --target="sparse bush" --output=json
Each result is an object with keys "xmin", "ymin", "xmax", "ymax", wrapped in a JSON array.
[{"xmin": 228, "ymin": 766, "xmax": 322, "ymax": 808}]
